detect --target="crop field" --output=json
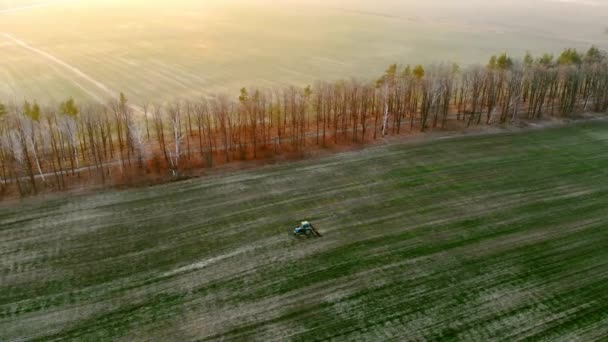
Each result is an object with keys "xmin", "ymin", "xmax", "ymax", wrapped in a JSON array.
[
  {"xmin": 1, "ymin": 122, "xmax": 608, "ymax": 340},
  {"xmin": 1, "ymin": 0, "xmax": 607, "ymax": 105}
]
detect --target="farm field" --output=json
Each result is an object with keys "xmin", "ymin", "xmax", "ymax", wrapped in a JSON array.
[
  {"xmin": 1, "ymin": 122, "xmax": 608, "ymax": 340},
  {"xmin": 1, "ymin": 0, "xmax": 607, "ymax": 105}
]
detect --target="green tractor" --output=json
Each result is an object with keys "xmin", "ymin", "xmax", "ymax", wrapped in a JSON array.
[{"xmin": 293, "ymin": 221, "xmax": 322, "ymax": 238}]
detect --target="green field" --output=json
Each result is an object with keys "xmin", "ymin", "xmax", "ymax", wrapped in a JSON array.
[
  {"xmin": 1, "ymin": 0, "xmax": 607, "ymax": 105},
  {"xmin": 1, "ymin": 122, "xmax": 608, "ymax": 340}
]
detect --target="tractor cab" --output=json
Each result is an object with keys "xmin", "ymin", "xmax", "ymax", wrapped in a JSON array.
[{"xmin": 293, "ymin": 221, "xmax": 321, "ymax": 238}]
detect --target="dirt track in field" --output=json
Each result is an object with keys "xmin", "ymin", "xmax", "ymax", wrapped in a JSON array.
[
  {"xmin": 0, "ymin": 31, "xmax": 143, "ymax": 113},
  {"xmin": 1, "ymin": 121, "xmax": 608, "ymax": 340}
]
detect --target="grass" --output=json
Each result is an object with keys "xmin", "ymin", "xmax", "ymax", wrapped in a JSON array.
[
  {"xmin": 1, "ymin": 122, "xmax": 608, "ymax": 340},
  {"xmin": 1, "ymin": 0, "xmax": 606, "ymax": 105}
]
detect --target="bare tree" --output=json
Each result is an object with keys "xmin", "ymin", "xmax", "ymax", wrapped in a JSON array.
[{"xmin": 168, "ymin": 103, "xmax": 182, "ymax": 176}]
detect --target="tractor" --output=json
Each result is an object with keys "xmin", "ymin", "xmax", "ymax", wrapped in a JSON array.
[{"xmin": 293, "ymin": 221, "xmax": 322, "ymax": 238}]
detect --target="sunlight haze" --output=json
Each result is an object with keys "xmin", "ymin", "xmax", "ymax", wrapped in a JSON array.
[{"xmin": 1, "ymin": 0, "xmax": 606, "ymax": 104}]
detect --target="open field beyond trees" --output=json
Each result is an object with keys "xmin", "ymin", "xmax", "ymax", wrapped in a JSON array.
[
  {"xmin": 1, "ymin": 122, "xmax": 608, "ymax": 340},
  {"xmin": 1, "ymin": 0, "xmax": 607, "ymax": 105}
]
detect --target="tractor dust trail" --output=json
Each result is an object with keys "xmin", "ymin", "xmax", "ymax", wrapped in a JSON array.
[
  {"xmin": 163, "ymin": 245, "xmax": 261, "ymax": 277},
  {"xmin": 0, "ymin": 0, "xmax": 76, "ymax": 14},
  {"xmin": 0, "ymin": 32, "xmax": 143, "ymax": 113}
]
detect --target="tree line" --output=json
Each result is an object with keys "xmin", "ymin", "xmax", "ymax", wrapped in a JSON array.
[{"xmin": 1, "ymin": 47, "xmax": 608, "ymax": 197}]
